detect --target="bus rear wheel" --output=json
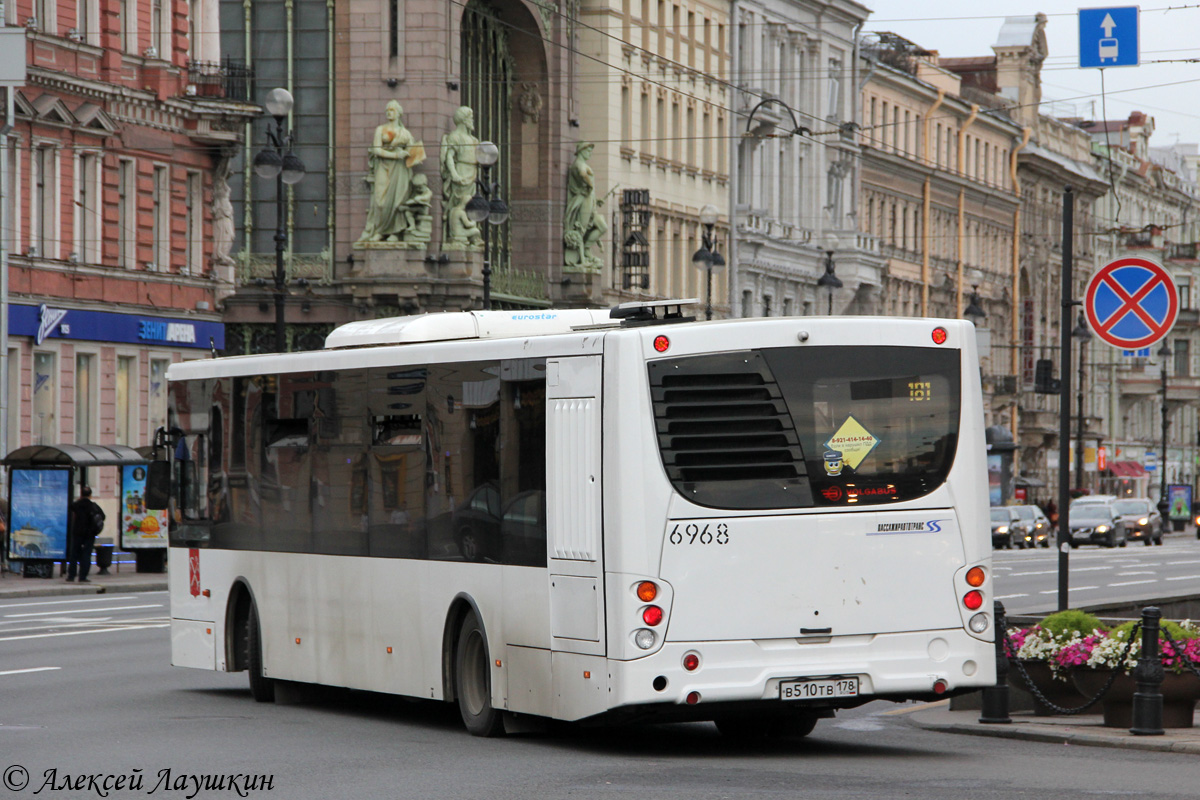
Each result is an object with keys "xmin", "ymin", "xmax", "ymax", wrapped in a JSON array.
[
  {"xmin": 454, "ymin": 612, "xmax": 503, "ymax": 737},
  {"xmin": 245, "ymin": 604, "xmax": 275, "ymax": 703}
]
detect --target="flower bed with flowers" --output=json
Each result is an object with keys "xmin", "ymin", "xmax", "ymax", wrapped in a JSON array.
[{"xmin": 1006, "ymin": 611, "xmax": 1200, "ymax": 725}]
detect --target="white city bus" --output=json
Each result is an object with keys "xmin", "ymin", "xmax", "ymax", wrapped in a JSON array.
[{"xmin": 167, "ymin": 301, "xmax": 995, "ymax": 738}]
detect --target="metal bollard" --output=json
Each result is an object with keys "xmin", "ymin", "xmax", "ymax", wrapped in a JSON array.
[
  {"xmin": 979, "ymin": 600, "xmax": 1011, "ymax": 724},
  {"xmin": 1130, "ymin": 606, "xmax": 1164, "ymax": 735}
]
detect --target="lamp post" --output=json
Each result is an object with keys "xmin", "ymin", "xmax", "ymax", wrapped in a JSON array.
[
  {"xmin": 816, "ymin": 246, "xmax": 842, "ymax": 315},
  {"xmin": 465, "ymin": 141, "xmax": 508, "ymax": 310},
  {"xmin": 1158, "ymin": 339, "xmax": 1172, "ymax": 519},
  {"xmin": 252, "ymin": 88, "xmax": 306, "ymax": 353},
  {"xmin": 690, "ymin": 204, "xmax": 724, "ymax": 320},
  {"xmin": 963, "ymin": 284, "xmax": 986, "ymax": 328},
  {"xmin": 1071, "ymin": 312, "xmax": 1092, "ymax": 494}
]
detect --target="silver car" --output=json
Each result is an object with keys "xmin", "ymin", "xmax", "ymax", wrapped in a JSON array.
[
  {"xmin": 1068, "ymin": 503, "xmax": 1127, "ymax": 548},
  {"xmin": 1111, "ymin": 498, "xmax": 1163, "ymax": 546}
]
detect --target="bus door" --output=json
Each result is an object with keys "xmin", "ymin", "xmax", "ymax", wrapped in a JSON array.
[{"xmin": 545, "ymin": 355, "xmax": 605, "ymax": 657}]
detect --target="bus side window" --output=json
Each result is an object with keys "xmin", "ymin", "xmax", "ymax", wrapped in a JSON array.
[{"xmin": 176, "ymin": 434, "xmax": 208, "ymax": 520}]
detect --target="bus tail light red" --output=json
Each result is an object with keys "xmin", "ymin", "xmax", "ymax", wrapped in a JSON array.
[
  {"xmin": 642, "ymin": 606, "xmax": 664, "ymax": 626},
  {"xmin": 963, "ymin": 590, "xmax": 983, "ymax": 610}
]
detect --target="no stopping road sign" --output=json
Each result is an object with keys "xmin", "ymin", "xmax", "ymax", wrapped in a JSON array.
[{"xmin": 1084, "ymin": 257, "xmax": 1177, "ymax": 350}]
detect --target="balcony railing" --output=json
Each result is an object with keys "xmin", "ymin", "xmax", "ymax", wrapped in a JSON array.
[
  {"xmin": 1167, "ymin": 242, "xmax": 1198, "ymax": 261},
  {"xmin": 186, "ymin": 57, "xmax": 253, "ymax": 103}
]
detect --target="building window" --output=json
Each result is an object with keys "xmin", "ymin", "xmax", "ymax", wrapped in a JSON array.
[
  {"xmin": 686, "ymin": 106, "xmax": 695, "ymax": 167},
  {"xmin": 152, "ymin": 165, "xmax": 169, "ymax": 270},
  {"xmin": 1179, "ymin": 277, "xmax": 1192, "ymax": 310},
  {"xmin": 75, "ymin": 353, "xmax": 95, "ymax": 443},
  {"xmin": 33, "ymin": 352, "xmax": 56, "ymax": 445},
  {"xmin": 1174, "ymin": 339, "xmax": 1190, "ymax": 377},
  {"xmin": 741, "ymin": 290, "xmax": 752, "ymax": 318},
  {"xmin": 77, "ymin": 152, "xmax": 99, "ymax": 264},
  {"xmin": 151, "ymin": 0, "xmax": 164, "ymax": 56},
  {"xmin": 32, "ymin": 145, "xmax": 55, "ymax": 258},
  {"xmin": 656, "ymin": 97, "xmax": 665, "ymax": 160},
  {"xmin": 5, "ymin": 348, "xmax": 18, "ymax": 452},
  {"xmin": 186, "ymin": 171, "xmax": 202, "ymax": 274},
  {"xmin": 149, "ymin": 358, "xmax": 169, "ymax": 438},
  {"xmin": 671, "ymin": 100, "xmax": 681, "ymax": 163},
  {"xmin": 119, "ymin": 0, "xmax": 135, "ymax": 52},
  {"xmin": 620, "ymin": 86, "xmax": 630, "ymax": 148},
  {"xmin": 116, "ymin": 355, "xmax": 136, "ymax": 446},
  {"xmin": 640, "ymin": 92, "xmax": 650, "ymax": 153},
  {"xmin": 118, "ymin": 159, "xmax": 135, "ymax": 268},
  {"xmin": 827, "ymin": 59, "xmax": 842, "ymax": 120}
]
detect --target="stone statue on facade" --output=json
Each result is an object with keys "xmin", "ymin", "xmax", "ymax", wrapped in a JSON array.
[
  {"xmin": 357, "ymin": 100, "xmax": 427, "ymax": 246},
  {"xmin": 211, "ymin": 149, "xmax": 236, "ymax": 269},
  {"xmin": 440, "ymin": 105, "xmax": 483, "ymax": 248},
  {"xmin": 563, "ymin": 142, "xmax": 607, "ymax": 271}
]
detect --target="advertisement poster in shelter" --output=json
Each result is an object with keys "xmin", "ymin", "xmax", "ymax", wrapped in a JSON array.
[
  {"xmin": 120, "ymin": 465, "xmax": 168, "ymax": 549},
  {"xmin": 1167, "ymin": 484, "xmax": 1193, "ymax": 523},
  {"xmin": 7, "ymin": 469, "xmax": 70, "ymax": 560}
]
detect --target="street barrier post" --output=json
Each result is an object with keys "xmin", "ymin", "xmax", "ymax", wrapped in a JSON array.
[
  {"xmin": 979, "ymin": 601, "xmax": 1011, "ymax": 724},
  {"xmin": 1130, "ymin": 606, "xmax": 1164, "ymax": 735}
]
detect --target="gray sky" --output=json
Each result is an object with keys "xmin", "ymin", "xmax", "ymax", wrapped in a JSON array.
[{"xmin": 863, "ymin": 2, "xmax": 1200, "ymax": 148}]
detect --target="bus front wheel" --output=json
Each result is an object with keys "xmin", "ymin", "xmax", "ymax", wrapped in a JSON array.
[
  {"xmin": 245, "ymin": 604, "xmax": 275, "ymax": 703},
  {"xmin": 454, "ymin": 612, "xmax": 504, "ymax": 737}
]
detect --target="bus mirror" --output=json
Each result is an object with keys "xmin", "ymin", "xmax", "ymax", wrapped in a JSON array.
[{"xmin": 145, "ymin": 462, "xmax": 171, "ymax": 510}]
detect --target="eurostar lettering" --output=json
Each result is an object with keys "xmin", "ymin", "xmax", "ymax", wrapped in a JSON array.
[{"xmin": 138, "ymin": 320, "xmax": 197, "ymax": 343}]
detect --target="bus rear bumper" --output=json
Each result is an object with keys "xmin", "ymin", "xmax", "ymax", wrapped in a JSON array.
[{"xmin": 608, "ymin": 628, "xmax": 994, "ymax": 711}]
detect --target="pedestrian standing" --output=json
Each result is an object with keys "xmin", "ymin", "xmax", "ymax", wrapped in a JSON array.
[{"xmin": 66, "ymin": 486, "xmax": 105, "ymax": 583}]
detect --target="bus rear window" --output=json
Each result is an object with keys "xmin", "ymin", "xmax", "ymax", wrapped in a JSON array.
[{"xmin": 648, "ymin": 346, "xmax": 961, "ymax": 509}]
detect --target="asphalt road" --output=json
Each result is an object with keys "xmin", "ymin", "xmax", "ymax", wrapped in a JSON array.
[
  {"xmin": 1, "ymin": 591, "xmax": 1198, "ymax": 799},
  {"xmin": 992, "ymin": 530, "xmax": 1200, "ymax": 615}
]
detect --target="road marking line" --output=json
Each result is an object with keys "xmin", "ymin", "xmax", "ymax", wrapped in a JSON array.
[
  {"xmin": 1116, "ymin": 571, "xmax": 1155, "ymax": 576},
  {"xmin": 1040, "ymin": 586, "xmax": 1098, "ymax": 594},
  {"xmin": 1108, "ymin": 579, "xmax": 1158, "ymax": 587},
  {"xmin": 0, "ymin": 624, "xmax": 170, "ymax": 642},
  {"xmin": 4, "ymin": 604, "xmax": 162, "ymax": 619},
  {"xmin": 0, "ymin": 666, "xmax": 61, "ymax": 676},
  {"xmin": 1165, "ymin": 575, "xmax": 1200, "ymax": 581},
  {"xmin": 996, "ymin": 593, "xmax": 1029, "ymax": 599},
  {"xmin": 1009, "ymin": 570, "xmax": 1057, "ymax": 577},
  {"xmin": 0, "ymin": 597, "xmax": 128, "ymax": 609}
]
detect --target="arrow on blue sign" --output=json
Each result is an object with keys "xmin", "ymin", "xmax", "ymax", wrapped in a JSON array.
[{"xmin": 1079, "ymin": 7, "xmax": 1139, "ymax": 69}]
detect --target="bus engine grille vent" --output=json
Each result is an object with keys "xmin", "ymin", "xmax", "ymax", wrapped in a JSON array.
[{"xmin": 648, "ymin": 351, "xmax": 805, "ymax": 485}]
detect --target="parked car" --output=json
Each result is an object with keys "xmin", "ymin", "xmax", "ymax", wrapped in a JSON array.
[
  {"xmin": 1013, "ymin": 504, "xmax": 1052, "ymax": 547},
  {"xmin": 990, "ymin": 506, "xmax": 1030, "ymax": 549},
  {"xmin": 1067, "ymin": 503, "xmax": 1127, "ymax": 548},
  {"xmin": 1111, "ymin": 498, "xmax": 1163, "ymax": 546}
]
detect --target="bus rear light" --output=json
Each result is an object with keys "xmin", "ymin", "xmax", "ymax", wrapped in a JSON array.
[
  {"xmin": 962, "ymin": 590, "xmax": 983, "ymax": 610},
  {"xmin": 653, "ymin": 335, "xmax": 670, "ymax": 352},
  {"xmin": 636, "ymin": 581, "xmax": 658, "ymax": 602},
  {"xmin": 931, "ymin": 327, "xmax": 948, "ymax": 345},
  {"xmin": 686, "ymin": 691, "xmax": 701, "ymax": 705},
  {"xmin": 969, "ymin": 612, "xmax": 989, "ymax": 634},
  {"xmin": 682, "ymin": 653, "xmax": 700, "ymax": 672},
  {"xmin": 642, "ymin": 606, "xmax": 664, "ymax": 626},
  {"xmin": 635, "ymin": 629, "xmax": 657, "ymax": 650},
  {"xmin": 932, "ymin": 679, "xmax": 949, "ymax": 695},
  {"xmin": 965, "ymin": 566, "xmax": 986, "ymax": 587}
]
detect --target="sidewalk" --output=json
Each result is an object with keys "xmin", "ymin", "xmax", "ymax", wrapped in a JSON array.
[
  {"xmin": 904, "ymin": 700, "xmax": 1200, "ymax": 755},
  {"xmin": 0, "ymin": 560, "xmax": 168, "ymax": 599}
]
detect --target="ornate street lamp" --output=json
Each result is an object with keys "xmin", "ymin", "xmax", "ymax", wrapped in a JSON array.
[
  {"xmin": 690, "ymin": 204, "xmax": 724, "ymax": 320},
  {"xmin": 1158, "ymin": 339, "xmax": 1173, "ymax": 518},
  {"xmin": 466, "ymin": 141, "xmax": 508, "ymax": 310},
  {"xmin": 253, "ymin": 88, "xmax": 306, "ymax": 353},
  {"xmin": 1071, "ymin": 312, "xmax": 1092, "ymax": 493},
  {"xmin": 816, "ymin": 237, "xmax": 842, "ymax": 316}
]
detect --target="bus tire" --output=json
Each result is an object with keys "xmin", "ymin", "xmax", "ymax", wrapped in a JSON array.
[
  {"xmin": 454, "ymin": 612, "xmax": 504, "ymax": 737},
  {"xmin": 246, "ymin": 604, "xmax": 275, "ymax": 703}
]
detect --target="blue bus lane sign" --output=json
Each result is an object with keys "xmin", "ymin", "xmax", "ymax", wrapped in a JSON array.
[
  {"xmin": 1079, "ymin": 6, "xmax": 1139, "ymax": 69},
  {"xmin": 1084, "ymin": 257, "xmax": 1177, "ymax": 350}
]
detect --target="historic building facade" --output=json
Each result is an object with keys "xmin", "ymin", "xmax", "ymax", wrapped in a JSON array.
[
  {"xmin": 577, "ymin": 0, "xmax": 730, "ymax": 313},
  {"xmin": 857, "ymin": 33, "xmax": 1022, "ymax": 412},
  {"xmin": 219, "ymin": 0, "xmax": 623, "ymax": 354},
  {"xmin": 731, "ymin": 0, "xmax": 883, "ymax": 320},
  {"xmin": 2, "ymin": 0, "xmax": 255, "ymax": 498}
]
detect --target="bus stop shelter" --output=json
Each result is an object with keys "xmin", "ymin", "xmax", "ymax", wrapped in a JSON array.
[{"xmin": 2, "ymin": 444, "xmax": 161, "ymax": 575}]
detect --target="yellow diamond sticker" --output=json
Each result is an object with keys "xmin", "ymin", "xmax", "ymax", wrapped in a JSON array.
[{"xmin": 824, "ymin": 415, "xmax": 880, "ymax": 471}]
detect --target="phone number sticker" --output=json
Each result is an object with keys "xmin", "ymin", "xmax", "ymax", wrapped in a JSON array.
[{"xmin": 668, "ymin": 522, "xmax": 729, "ymax": 545}]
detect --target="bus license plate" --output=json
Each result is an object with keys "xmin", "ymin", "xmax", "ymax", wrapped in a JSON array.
[{"xmin": 780, "ymin": 678, "xmax": 859, "ymax": 701}]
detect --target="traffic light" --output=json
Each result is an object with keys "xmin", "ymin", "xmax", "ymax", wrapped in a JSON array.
[{"xmin": 1034, "ymin": 359, "xmax": 1061, "ymax": 393}]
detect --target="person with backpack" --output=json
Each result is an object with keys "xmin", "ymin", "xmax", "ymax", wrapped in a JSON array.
[{"xmin": 66, "ymin": 486, "xmax": 105, "ymax": 583}]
